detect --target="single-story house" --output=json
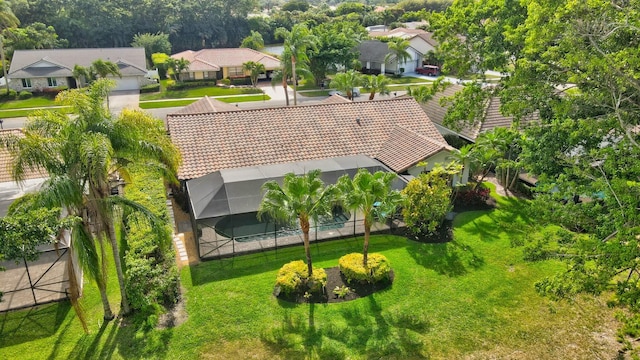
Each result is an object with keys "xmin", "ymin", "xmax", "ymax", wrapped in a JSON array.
[
  {"xmin": 418, "ymin": 84, "xmax": 539, "ymax": 143},
  {"xmin": 8, "ymin": 48, "xmax": 149, "ymax": 92},
  {"xmin": 167, "ymin": 97, "xmax": 464, "ymax": 259},
  {"xmin": 360, "ymin": 28, "xmax": 439, "ymax": 74},
  {"xmin": 170, "ymin": 48, "xmax": 281, "ymax": 81}
]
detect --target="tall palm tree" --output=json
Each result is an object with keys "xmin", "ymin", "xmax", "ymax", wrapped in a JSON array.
[
  {"xmin": 384, "ymin": 37, "xmax": 412, "ymax": 75},
  {"xmin": 275, "ymin": 24, "xmax": 316, "ymax": 106},
  {"xmin": 336, "ymin": 169, "xmax": 402, "ymax": 266},
  {"xmin": 243, "ymin": 61, "xmax": 266, "ymax": 87},
  {"xmin": 330, "ymin": 70, "xmax": 362, "ymax": 100},
  {"xmin": 2, "ymin": 79, "xmax": 180, "ymax": 317},
  {"xmin": 361, "ymin": 74, "xmax": 390, "ymax": 100},
  {"xmin": 165, "ymin": 57, "xmax": 190, "ymax": 82},
  {"xmin": 258, "ymin": 170, "xmax": 336, "ymax": 276}
]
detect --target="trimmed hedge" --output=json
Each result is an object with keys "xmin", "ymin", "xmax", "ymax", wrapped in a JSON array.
[
  {"xmin": 338, "ymin": 253, "xmax": 392, "ymax": 284},
  {"xmin": 140, "ymin": 83, "xmax": 160, "ymax": 93},
  {"xmin": 275, "ymin": 260, "xmax": 327, "ymax": 296},
  {"xmin": 123, "ymin": 166, "xmax": 180, "ymax": 313},
  {"xmin": 18, "ymin": 91, "xmax": 32, "ymax": 100},
  {"xmin": 167, "ymin": 80, "xmax": 218, "ymax": 90}
]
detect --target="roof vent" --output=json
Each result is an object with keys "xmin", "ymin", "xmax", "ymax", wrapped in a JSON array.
[{"xmin": 356, "ymin": 118, "xmax": 361, "ymax": 125}]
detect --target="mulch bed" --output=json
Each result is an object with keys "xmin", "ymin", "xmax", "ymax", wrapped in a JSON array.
[{"xmin": 276, "ymin": 266, "xmax": 394, "ymax": 304}]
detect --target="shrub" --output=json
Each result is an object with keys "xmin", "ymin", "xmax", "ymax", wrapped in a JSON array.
[
  {"xmin": 0, "ymin": 89, "xmax": 18, "ymax": 100},
  {"xmin": 167, "ymin": 80, "xmax": 217, "ymax": 91},
  {"xmin": 229, "ymin": 76, "xmax": 251, "ymax": 86},
  {"xmin": 18, "ymin": 90, "xmax": 32, "ymax": 99},
  {"xmin": 123, "ymin": 166, "xmax": 180, "ymax": 313},
  {"xmin": 219, "ymin": 78, "xmax": 231, "ymax": 86},
  {"xmin": 140, "ymin": 83, "xmax": 160, "ymax": 93},
  {"xmin": 402, "ymin": 172, "xmax": 452, "ymax": 235},
  {"xmin": 275, "ymin": 260, "xmax": 327, "ymax": 295},
  {"xmin": 339, "ymin": 253, "xmax": 392, "ymax": 284},
  {"xmin": 454, "ymin": 184, "xmax": 490, "ymax": 207}
]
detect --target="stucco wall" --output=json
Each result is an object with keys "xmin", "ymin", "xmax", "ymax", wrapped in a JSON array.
[{"xmin": 9, "ymin": 77, "xmax": 68, "ymax": 92}]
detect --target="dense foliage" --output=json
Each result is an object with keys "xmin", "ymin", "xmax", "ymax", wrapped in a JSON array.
[
  {"xmin": 122, "ymin": 167, "xmax": 180, "ymax": 313},
  {"xmin": 401, "ymin": 172, "xmax": 452, "ymax": 236},
  {"xmin": 430, "ymin": 0, "xmax": 640, "ymax": 349},
  {"xmin": 338, "ymin": 253, "xmax": 391, "ymax": 284},
  {"xmin": 275, "ymin": 260, "xmax": 327, "ymax": 295}
]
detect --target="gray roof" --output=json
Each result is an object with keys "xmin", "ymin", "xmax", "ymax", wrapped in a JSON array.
[
  {"xmin": 173, "ymin": 96, "xmax": 240, "ymax": 115},
  {"xmin": 358, "ymin": 40, "xmax": 389, "ymax": 63},
  {"xmin": 8, "ymin": 48, "xmax": 147, "ymax": 79},
  {"xmin": 418, "ymin": 84, "xmax": 539, "ymax": 142},
  {"xmin": 187, "ymin": 155, "xmax": 405, "ymax": 220}
]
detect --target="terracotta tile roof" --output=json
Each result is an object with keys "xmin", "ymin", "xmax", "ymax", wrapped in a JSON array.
[
  {"xmin": 417, "ymin": 84, "xmax": 539, "ymax": 142},
  {"xmin": 320, "ymin": 94, "xmax": 352, "ymax": 104},
  {"xmin": 376, "ymin": 126, "xmax": 453, "ymax": 172},
  {"xmin": 173, "ymin": 96, "xmax": 240, "ymax": 115},
  {"xmin": 0, "ymin": 129, "xmax": 47, "ymax": 183},
  {"xmin": 167, "ymin": 98, "xmax": 450, "ymax": 180},
  {"xmin": 171, "ymin": 48, "xmax": 281, "ymax": 72}
]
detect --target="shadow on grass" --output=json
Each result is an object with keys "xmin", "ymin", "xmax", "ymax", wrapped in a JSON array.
[
  {"xmin": 262, "ymin": 294, "xmax": 431, "ymax": 359},
  {"xmin": 189, "ymin": 234, "xmax": 408, "ymax": 286},
  {"xmin": 406, "ymin": 240, "xmax": 485, "ymax": 277},
  {"xmin": 0, "ymin": 302, "xmax": 71, "ymax": 347},
  {"xmin": 65, "ymin": 315, "xmax": 174, "ymax": 360}
]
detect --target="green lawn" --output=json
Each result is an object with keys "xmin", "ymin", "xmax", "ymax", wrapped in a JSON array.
[
  {"xmin": 386, "ymin": 76, "xmax": 434, "ymax": 85},
  {"xmin": 140, "ymin": 86, "xmax": 263, "ymax": 101},
  {"xmin": 0, "ymin": 191, "xmax": 620, "ymax": 359},
  {"xmin": 0, "ymin": 97, "xmax": 58, "ymax": 109},
  {"xmin": 139, "ymin": 95, "xmax": 271, "ymax": 109}
]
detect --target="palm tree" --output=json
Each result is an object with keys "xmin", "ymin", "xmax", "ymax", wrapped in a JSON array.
[
  {"xmin": 384, "ymin": 37, "xmax": 412, "ymax": 75},
  {"xmin": 275, "ymin": 24, "xmax": 316, "ymax": 106},
  {"xmin": 165, "ymin": 57, "xmax": 190, "ymax": 82},
  {"xmin": 91, "ymin": 59, "xmax": 122, "ymax": 79},
  {"xmin": 330, "ymin": 70, "xmax": 362, "ymax": 101},
  {"xmin": 258, "ymin": 170, "xmax": 336, "ymax": 276},
  {"xmin": 2, "ymin": 79, "xmax": 180, "ymax": 318},
  {"xmin": 72, "ymin": 65, "xmax": 90, "ymax": 88},
  {"xmin": 336, "ymin": 169, "xmax": 402, "ymax": 266},
  {"xmin": 361, "ymin": 74, "xmax": 390, "ymax": 100},
  {"xmin": 243, "ymin": 61, "xmax": 266, "ymax": 87}
]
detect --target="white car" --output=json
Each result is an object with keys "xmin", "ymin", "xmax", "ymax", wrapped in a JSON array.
[{"xmin": 328, "ymin": 87, "xmax": 361, "ymax": 97}]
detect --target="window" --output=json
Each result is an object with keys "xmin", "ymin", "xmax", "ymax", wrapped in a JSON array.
[
  {"xmin": 21, "ymin": 79, "xmax": 32, "ymax": 88},
  {"xmin": 47, "ymin": 78, "xmax": 57, "ymax": 87},
  {"xmin": 228, "ymin": 67, "xmax": 244, "ymax": 76}
]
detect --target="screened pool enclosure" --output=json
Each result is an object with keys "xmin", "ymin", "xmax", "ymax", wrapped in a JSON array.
[{"xmin": 186, "ymin": 155, "xmax": 406, "ymax": 260}]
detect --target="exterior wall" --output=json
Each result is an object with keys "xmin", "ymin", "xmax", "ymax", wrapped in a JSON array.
[
  {"xmin": 10, "ymin": 76, "xmax": 68, "ymax": 92},
  {"xmin": 406, "ymin": 150, "xmax": 469, "ymax": 185}
]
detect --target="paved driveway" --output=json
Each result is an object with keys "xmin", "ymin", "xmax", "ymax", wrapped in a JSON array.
[{"xmin": 109, "ymin": 90, "xmax": 140, "ymax": 113}]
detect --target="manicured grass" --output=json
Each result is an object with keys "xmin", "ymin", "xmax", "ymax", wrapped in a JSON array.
[
  {"xmin": 140, "ymin": 86, "xmax": 263, "ymax": 101},
  {"xmin": 0, "ymin": 192, "xmax": 620, "ymax": 359},
  {"xmin": 299, "ymin": 90, "xmax": 330, "ymax": 97},
  {"xmin": 0, "ymin": 107, "xmax": 72, "ymax": 118},
  {"xmin": 138, "ymin": 95, "xmax": 271, "ymax": 109},
  {"xmin": 386, "ymin": 76, "xmax": 434, "ymax": 84},
  {"xmin": 0, "ymin": 97, "xmax": 58, "ymax": 109}
]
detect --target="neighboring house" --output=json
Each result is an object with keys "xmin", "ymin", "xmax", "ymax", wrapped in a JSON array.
[
  {"xmin": 360, "ymin": 28, "xmax": 439, "ymax": 74},
  {"xmin": 166, "ymin": 97, "xmax": 462, "ymax": 259},
  {"xmin": 418, "ymin": 84, "xmax": 539, "ymax": 143},
  {"xmin": 8, "ymin": 48, "xmax": 149, "ymax": 92},
  {"xmin": 170, "ymin": 48, "xmax": 280, "ymax": 81},
  {"xmin": 0, "ymin": 129, "xmax": 76, "ymax": 312}
]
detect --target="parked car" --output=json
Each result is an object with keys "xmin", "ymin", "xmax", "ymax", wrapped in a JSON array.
[
  {"xmin": 416, "ymin": 65, "xmax": 440, "ymax": 76},
  {"xmin": 328, "ymin": 87, "xmax": 361, "ymax": 97}
]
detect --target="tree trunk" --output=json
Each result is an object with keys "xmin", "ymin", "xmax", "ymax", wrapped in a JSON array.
[
  {"xmin": 66, "ymin": 256, "xmax": 89, "ymax": 331},
  {"xmin": 106, "ymin": 220, "xmax": 130, "ymax": 315},
  {"xmin": 98, "ymin": 276, "xmax": 115, "ymax": 320},
  {"xmin": 300, "ymin": 218, "xmax": 313, "ymax": 276},
  {"xmin": 282, "ymin": 77, "xmax": 290, "ymax": 106},
  {"xmin": 363, "ymin": 219, "xmax": 371, "ymax": 266},
  {"xmin": 291, "ymin": 55, "xmax": 298, "ymax": 106}
]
